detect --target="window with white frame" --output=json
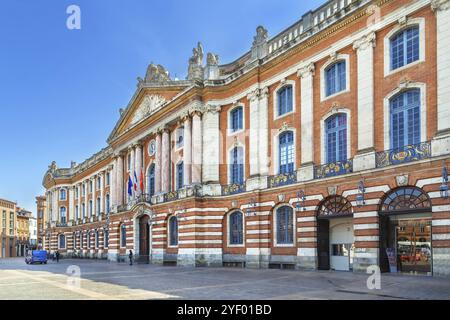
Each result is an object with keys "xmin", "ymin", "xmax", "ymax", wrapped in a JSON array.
[
  {"xmin": 120, "ymin": 224, "xmax": 126, "ymax": 248},
  {"xmin": 325, "ymin": 61, "xmax": 346, "ymax": 97},
  {"xmin": 96, "ymin": 197, "xmax": 101, "ymax": 215},
  {"xmin": 82, "ymin": 203, "xmax": 85, "ymax": 218},
  {"xmin": 105, "ymin": 194, "xmax": 110, "ymax": 214},
  {"xmin": 75, "ymin": 205, "xmax": 79, "ymax": 220},
  {"xmin": 106, "ymin": 172, "xmax": 110, "ymax": 186},
  {"xmin": 390, "ymin": 89, "xmax": 421, "ymax": 150},
  {"xmin": 97, "ymin": 176, "xmax": 101, "ymax": 189},
  {"xmin": 169, "ymin": 216, "xmax": 178, "ymax": 246},
  {"xmin": 325, "ymin": 113, "xmax": 348, "ymax": 163},
  {"xmin": 148, "ymin": 164, "xmax": 155, "ymax": 196},
  {"xmin": 60, "ymin": 189, "xmax": 66, "ymax": 201},
  {"xmin": 279, "ymin": 131, "xmax": 294, "ymax": 174},
  {"xmin": 277, "ymin": 85, "xmax": 293, "ymax": 116},
  {"xmin": 176, "ymin": 162, "xmax": 184, "ymax": 190},
  {"xmin": 60, "ymin": 207, "xmax": 66, "ymax": 224},
  {"xmin": 230, "ymin": 147, "xmax": 244, "ymax": 184},
  {"xmin": 104, "ymin": 229, "xmax": 109, "ymax": 248},
  {"xmin": 390, "ymin": 26, "xmax": 420, "ymax": 71},
  {"xmin": 58, "ymin": 234, "xmax": 66, "ymax": 249},
  {"xmin": 230, "ymin": 106, "xmax": 243, "ymax": 133},
  {"xmin": 176, "ymin": 126, "xmax": 184, "ymax": 148}
]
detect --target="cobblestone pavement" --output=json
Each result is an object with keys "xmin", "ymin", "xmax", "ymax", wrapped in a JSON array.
[{"xmin": 0, "ymin": 258, "xmax": 449, "ymax": 300}]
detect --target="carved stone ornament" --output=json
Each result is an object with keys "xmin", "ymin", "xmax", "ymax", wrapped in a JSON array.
[
  {"xmin": 205, "ymin": 104, "xmax": 222, "ymax": 114},
  {"xmin": 187, "ymin": 42, "xmax": 204, "ymax": 81},
  {"xmin": 247, "ymin": 88, "xmax": 260, "ymax": 102},
  {"xmin": 278, "ymin": 194, "xmax": 285, "ymax": 202},
  {"xmin": 431, "ymin": 0, "xmax": 450, "ymax": 12},
  {"xmin": 353, "ymin": 32, "xmax": 376, "ymax": 51},
  {"xmin": 206, "ymin": 53, "xmax": 219, "ymax": 66},
  {"xmin": 399, "ymin": 77, "xmax": 412, "ymax": 90},
  {"xmin": 297, "ymin": 63, "xmax": 315, "ymax": 78},
  {"xmin": 328, "ymin": 186, "xmax": 337, "ymax": 196},
  {"xmin": 131, "ymin": 95, "xmax": 167, "ymax": 125},
  {"xmin": 279, "ymin": 122, "xmax": 289, "ymax": 132},
  {"xmin": 144, "ymin": 63, "xmax": 171, "ymax": 83},
  {"xmin": 253, "ymin": 26, "xmax": 268, "ymax": 46},
  {"xmin": 231, "ymin": 200, "xmax": 238, "ymax": 209},
  {"xmin": 396, "ymin": 174, "xmax": 409, "ymax": 187}
]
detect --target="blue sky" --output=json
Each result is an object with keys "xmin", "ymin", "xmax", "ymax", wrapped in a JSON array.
[{"xmin": 0, "ymin": 0, "xmax": 324, "ymax": 215}]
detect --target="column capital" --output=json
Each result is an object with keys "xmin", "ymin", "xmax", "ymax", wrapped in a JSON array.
[
  {"xmin": 297, "ymin": 63, "xmax": 315, "ymax": 78},
  {"xmin": 432, "ymin": 0, "xmax": 450, "ymax": 12},
  {"xmin": 189, "ymin": 104, "xmax": 206, "ymax": 117},
  {"xmin": 205, "ymin": 104, "xmax": 222, "ymax": 115},
  {"xmin": 180, "ymin": 111, "xmax": 191, "ymax": 122},
  {"xmin": 247, "ymin": 88, "xmax": 260, "ymax": 102},
  {"xmin": 353, "ymin": 31, "xmax": 376, "ymax": 52}
]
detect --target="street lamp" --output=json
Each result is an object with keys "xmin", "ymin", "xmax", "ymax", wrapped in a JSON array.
[
  {"xmin": 295, "ymin": 190, "xmax": 306, "ymax": 212},
  {"xmin": 440, "ymin": 166, "xmax": 449, "ymax": 200},
  {"xmin": 356, "ymin": 181, "xmax": 366, "ymax": 208}
]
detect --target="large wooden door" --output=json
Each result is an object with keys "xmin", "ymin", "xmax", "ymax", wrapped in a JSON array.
[
  {"xmin": 139, "ymin": 215, "xmax": 150, "ymax": 263},
  {"xmin": 317, "ymin": 219, "xmax": 330, "ymax": 270}
]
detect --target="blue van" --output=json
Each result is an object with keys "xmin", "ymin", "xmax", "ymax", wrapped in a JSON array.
[{"xmin": 25, "ymin": 250, "xmax": 48, "ymax": 265}]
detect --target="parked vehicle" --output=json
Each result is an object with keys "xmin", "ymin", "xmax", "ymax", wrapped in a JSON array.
[{"xmin": 25, "ymin": 250, "xmax": 48, "ymax": 265}]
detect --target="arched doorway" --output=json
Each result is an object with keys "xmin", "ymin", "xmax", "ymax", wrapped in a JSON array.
[
  {"xmin": 139, "ymin": 215, "xmax": 150, "ymax": 264},
  {"xmin": 317, "ymin": 195, "xmax": 353, "ymax": 271},
  {"xmin": 379, "ymin": 187, "xmax": 432, "ymax": 275}
]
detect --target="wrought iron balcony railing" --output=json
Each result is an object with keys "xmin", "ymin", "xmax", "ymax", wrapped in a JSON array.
[
  {"xmin": 314, "ymin": 159, "xmax": 353, "ymax": 179},
  {"xmin": 268, "ymin": 171, "xmax": 297, "ymax": 188},
  {"xmin": 222, "ymin": 183, "xmax": 246, "ymax": 196},
  {"xmin": 376, "ymin": 141, "xmax": 431, "ymax": 168}
]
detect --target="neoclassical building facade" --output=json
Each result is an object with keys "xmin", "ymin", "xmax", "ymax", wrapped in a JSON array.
[{"xmin": 41, "ymin": 0, "xmax": 450, "ymax": 276}]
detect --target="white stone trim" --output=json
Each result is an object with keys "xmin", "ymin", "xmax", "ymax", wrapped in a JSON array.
[
  {"xmin": 417, "ymin": 177, "xmax": 442, "ymax": 188},
  {"xmin": 432, "ymin": 234, "xmax": 450, "ymax": 241},
  {"xmin": 320, "ymin": 107, "xmax": 351, "ymax": 164},
  {"xmin": 343, "ymin": 185, "xmax": 390, "ymax": 197},
  {"xmin": 273, "ymin": 79, "xmax": 297, "ymax": 120},
  {"xmin": 353, "ymin": 211, "xmax": 379, "ymax": 219},
  {"xmin": 320, "ymin": 54, "xmax": 351, "ymax": 102},
  {"xmin": 384, "ymin": 18, "xmax": 426, "ymax": 77},
  {"xmin": 383, "ymin": 82, "xmax": 427, "ymax": 150},
  {"xmin": 353, "ymin": 223, "xmax": 379, "ymax": 230},
  {"xmin": 355, "ymin": 236, "xmax": 379, "ymax": 242},
  {"xmin": 432, "ymin": 205, "xmax": 450, "ymax": 212},
  {"xmin": 432, "ymin": 219, "xmax": 450, "ymax": 226}
]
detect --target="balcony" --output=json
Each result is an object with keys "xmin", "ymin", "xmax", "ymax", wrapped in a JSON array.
[
  {"xmin": 222, "ymin": 183, "xmax": 246, "ymax": 196},
  {"xmin": 268, "ymin": 172, "xmax": 297, "ymax": 188},
  {"xmin": 376, "ymin": 141, "xmax": 431, "ymax": 168},
  {"xmin": 164, "ymin": 191, "xmax": 179, "ymax": 202},
  {"xmin": 314, "ymin": 159, "xmax": 353, "ymax": 179}
]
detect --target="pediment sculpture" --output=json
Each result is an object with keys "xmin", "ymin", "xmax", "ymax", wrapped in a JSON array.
[{"xmin": 131, "ymin": 95, "xmax": 167, "ymax": 125}]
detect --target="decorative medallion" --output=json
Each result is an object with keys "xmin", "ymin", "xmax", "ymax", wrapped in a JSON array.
[
  {"xmin": 328, "ymin": 186, "xmax": 337, "ymax": 196},
  {"xmin": 396, "ymin": 174, "xmax": 409, "ymax": 187},
  {"xmin": 278, "ymin": 194, "xmax": 285, "ymax": 202}
]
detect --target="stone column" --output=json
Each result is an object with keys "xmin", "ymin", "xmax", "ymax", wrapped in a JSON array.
[
  {"xmin": 353, "ymin": 32, "xmax": 376, "ymax": 171},
  {"xmin": 110, "ymin": 160, "xmax": 116, "ymax": 210},
  {"xmin": 202, "ymin": 105, "xmax": 221, "ymax": 187},
  {"xmin": 297, "ymin": 63, "xmax": 315, "ymax": 182},
  {"xmin": 155, "ymin": 132, "xmax": 162, "ymax": 194},
  {"xmin": 77, "ymin": 184, "xmax": 81, "ymax": 219},
  {"xmin": 191, "ymin": 111, "xmax": 203, "ymax": 185},
  {"xmin": 161, "ymin": 127, "xmax": 171, "ymax": 193},
  {"xmin": 68, "ymin": 187, "xmax": 74, "ymax": 222},
  {"xmin": 99, "ymin": 173, "xmax": 104, "ymax": 214},
  {"xmin": 92, "ymin": 176, "xmax": 96, "ymax": 217},
  {"xmin": 432, "ymin": 0, "xmax": 450, "ymax": 157},
  {"xmin": 183, "ymin": 114, "xmax": 192, "ymax": 186},
  {"xmin": 258, "ymin": 87, "xmax": 270, "ymax": 177},
  {"xmin": 117, "ymin": 154, "xmax": 124, "ymax": 206},
  {"xmin": 248, "ymin": 90, "xmax": 260, "ymax": 177},
  {"xmin": 135, "ymin": 143, "xmax": 143, "ymax": 194}
]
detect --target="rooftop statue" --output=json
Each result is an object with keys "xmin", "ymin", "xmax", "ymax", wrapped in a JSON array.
[{"xmin": 144, "ymin": 63, "xmax": 170, "ymax": 83}]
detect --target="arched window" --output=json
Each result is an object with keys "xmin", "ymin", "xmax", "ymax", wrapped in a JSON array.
[
  {"xmin": 325, "ymin": 61, "xmax": 346, "ymax": 97},
  {"xmin": 230, "ymin": 106, "xmax": 243, "ymax": 132},
  {"xmin": 73, "ymin": 232, "xmax": 76, "ymax": 249},
  {"xmin": 60, "ymin": 207, "xmax": 66, "ymax": 224},
  {"xmin": 169, "ymin": 216, "xmax": 178, "ymax": 246},
  {"xmin": 318, "ymin": 196, "xmax": 353, "ymax": 218},
  {"xmin": 148, "ymin": 164, "xmax": 155, "ymax": 196},
  {"xmin": 229, "ymin": 211, "xmax": 243, "ymax": 245},
  {"xmin": 276, "ymin": 206, "xmax": 294, "ymax": 244},
  {"xmin": 277, "ymin": 85, "xmax": 293, "ymax": 116},
  {"xmin": 325, "ymin": 113, "xmax": 347, "ymax": 163},
  {"xmin": 59, "ymin": 234, "xmax": 66, "ymax": 249},
  {"xmin": 87, "ymin": 231, "xmax": 91, "ymax": 249},
  {"xmin": 120, "ymin": 224, "xmax": 126, "ymax": 248},
  {"xmin": 176, "ymin": 162, "xmax": 184, "ymax": 190},
  {"xmin": 390, "ymin": 89, "xmax": 421, "ymax": 150},
  {"xmin": 105, "ymin": 194, "xmax": 110, "ymax": 214},
  {"xmin": 390, "ymin": 26, "xmax": 419, "ymax": 71},
  {"xmin": 95, "ymin": 230, "xmax": 99, "ymax": 248},
  {"xmin": 380, "ymin": 187, "xmax": 431, "ymax": 213},
  {"xmin": 230, "ymin": 147, "xmax": 244, "ymax": 184},
  {"xmin": 104, "ymin": 229, "xmax": 109, "ymax": 248},
  {"xmin": 279, "ymin": 131, "xmax": 294, "ymax": 174}
]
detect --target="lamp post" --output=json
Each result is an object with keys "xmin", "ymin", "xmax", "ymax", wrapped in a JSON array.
[
  {"xmin": 440, "ymin": 166, "xmax": 449, "ymax": 200},
  {"xmin": 356, "ymin": 181, "xmax": 366, "ymax": 208},
  {"xmin": 295, "ymin": 190, "xmax": 306, "ymax": 212}
]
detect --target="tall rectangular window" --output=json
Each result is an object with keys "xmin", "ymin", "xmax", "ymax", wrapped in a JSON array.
[
  {"xmin": 279, "ymin": 131, "xmax": 294, "ymax": 174},
  {"xmin": 277, "ymin": 85, "xmax": 293, "ymax": 116},
  {"xmin": 391, "ymin": 26, "xmax": 419, "ymax": 71},
  {"xmin": 176, "ymin": 162, "xmax": 184, "ymax": 190},
  {"xmin": 326, "ymin": 114, "xmax": 347, "ymax": 163},
  {"xmin": 230, "ymin": 107, "xmax": 243, "ymax": 132},
  {"xmin": 325, "ymin": 61, "xmax": 346, "ymax": 97}
]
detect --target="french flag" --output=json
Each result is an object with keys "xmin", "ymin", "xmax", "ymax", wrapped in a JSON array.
[{"xmin": 133, "ymin": 171, "xmax": 139, "ymax": 194}]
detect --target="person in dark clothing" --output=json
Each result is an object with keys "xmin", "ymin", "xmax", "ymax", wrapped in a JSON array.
[
  {"xmin": 55, "ymin": 250, "xmax": 60, "ymax": 263},
  {"xmin": 129, "ymin": 250, "xmax": 133, "ymax": 266}
]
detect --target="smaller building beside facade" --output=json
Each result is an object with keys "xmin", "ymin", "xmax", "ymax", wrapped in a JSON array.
[
  {"xmin": 36, "ymin": 196, "xmax": 47, "ymax": 249},
  {"xmin": 29, "ymin": 216, "xmax": 37, "ymax": 250},
  {"xmin": 16, "ymin": 208, "xmax": 31, "ymax": 257},
  {"xmin": 0, "ymin": 198, "xmax": 16, "ymax": 258}
]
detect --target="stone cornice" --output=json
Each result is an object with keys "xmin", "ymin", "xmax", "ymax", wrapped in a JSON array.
[{"xmin": 431, "ymin": 0, "xmax": 450, "ymax": 11}]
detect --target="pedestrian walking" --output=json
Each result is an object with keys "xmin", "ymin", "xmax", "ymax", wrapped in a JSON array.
[
  {"xmin": 55, "ymin": 250, "xmax": 60, "ymax": 263},
  {"xmin": 129, "ymin": 250, "xmax": 133, "ymax": 266}
]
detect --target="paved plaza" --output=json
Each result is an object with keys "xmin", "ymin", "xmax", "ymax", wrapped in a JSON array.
[{"xmin": 0, "ymin": 258, "xmax": 449, "ymax": 300}]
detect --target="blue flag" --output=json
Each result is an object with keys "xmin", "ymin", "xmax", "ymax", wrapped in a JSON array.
[{"xmin": 128, "ymin": 175, "xmax": 133, "ymax": 197}]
